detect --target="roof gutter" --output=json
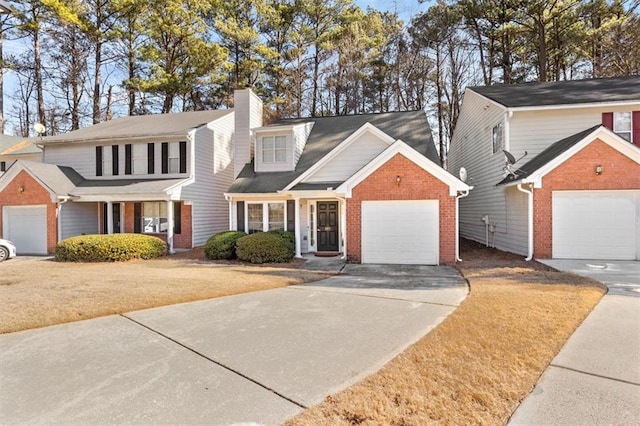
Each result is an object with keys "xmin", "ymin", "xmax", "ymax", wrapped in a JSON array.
[
  {"xmin": 516, "ymin": 183, "xmax": 534, "ymax": 261},
  {"xmin": 39, "ymin": 132, "xmax": 187, "ymax": 146}
]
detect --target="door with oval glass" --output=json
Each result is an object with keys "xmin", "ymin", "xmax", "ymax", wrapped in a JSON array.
[{"xmin": 317, "ymin": 201, "xmax": 339, "ymax": 252}]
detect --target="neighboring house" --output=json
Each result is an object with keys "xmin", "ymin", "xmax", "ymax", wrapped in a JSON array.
[
  {"xmin": 0, "ymin": 135, "xmax": 42, "ymax": 176},
  {"xmin": 0, "ymin": 107, "xmax": 235, "ymax": 255},
  {"xmin": 226, "ymin": 93, "xmax": 470, "ymax": 265},
  {"xmin": 448, "ymin": 76, "xmax": 640, "ymax": 261}
]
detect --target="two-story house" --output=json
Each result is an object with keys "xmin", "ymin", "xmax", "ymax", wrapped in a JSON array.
[
  {"xmin": 448, "ymin": 76, "xmax": 640, "ymax": 261},
  {"xmin": 227, "ymin": 92, "xmax": 471, "ymax": 265},
  {"xmin": 0, "ymin": 106, "xmax": 235, "ymax": 255},
  {"xmin": 0, "ymin": 135, "xmax": 42, "ymax": 176}
]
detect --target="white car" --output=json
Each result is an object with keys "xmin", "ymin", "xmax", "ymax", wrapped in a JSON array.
[{"xmin": 0, "ymin": 238, "xmax": 17, "ymax": 262}]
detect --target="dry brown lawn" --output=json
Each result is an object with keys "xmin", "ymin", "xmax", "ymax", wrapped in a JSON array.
[
  {"xmin": 287, "ymin": 240, "xmax": 606, "ymax": 425},
  {"xmin": 0, "ymin": 252, "xmax": 328, "ymax": 334}
]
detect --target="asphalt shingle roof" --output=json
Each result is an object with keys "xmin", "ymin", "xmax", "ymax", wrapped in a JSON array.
[
  {"xmin": 40, "ymin": 110, "xmax": 233, "ymax": 144},
  {"xmin": 0, "ymin": 135, "xmax": 41, "ymax": 155},
  {"xmin": 228, "ymin": 110, "xmax": 437, "ymax": 193},
  {"xmin": 497, "ymin": 125, "xmax": 601, "ymax": 185},
  {"xmin": 471, "ymin": 75, "xmax": 640, "ymax": 108},
  {"xmin": 3, "ymin": 160, "xmax": 187, "ymax": 197}
]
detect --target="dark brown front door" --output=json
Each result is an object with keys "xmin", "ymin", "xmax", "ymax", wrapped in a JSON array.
[{"xmin": 317, "ymin": 201, "xmax": 339, "ymax": 252}]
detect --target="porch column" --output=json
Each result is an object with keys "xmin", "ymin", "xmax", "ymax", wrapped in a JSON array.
[
  {"xmin": 341, "ymin": 198, "xmax": 347, "ymax": 259},
  {"xmin": 106, "ymin": 201, "xmax": 113, "ymax": 234},
  {"xmin": 166, "ymin": 200, "xmax": 175, "ymax": 254},
  {"xmin": 294, "ymin": 197, "xmax": 302, "ymax": 258}
]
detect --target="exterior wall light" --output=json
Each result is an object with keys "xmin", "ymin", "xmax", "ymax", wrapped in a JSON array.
[
  {"xmin": 18, "ymin": 185, "xmax": 24, "ymax": 193},
  {"xmin": 396, "ymin": 175, "xmax": 401, "ymax": 185},
  {"xmin": 595, "ymin": 165, "xmax": 603, "ymax": 175}
]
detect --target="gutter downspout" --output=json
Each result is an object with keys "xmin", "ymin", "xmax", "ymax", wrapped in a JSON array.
[
  {"xmin": 517, "ymin": 183, "xmax": 534, "ymax": 261},
  {"xmin": 336, "ymin": 195, "xmax": 347, "ymax": 260},
  {"xmin": 455, "ymin": 189, "xmax": 471, "ymax": 262}
]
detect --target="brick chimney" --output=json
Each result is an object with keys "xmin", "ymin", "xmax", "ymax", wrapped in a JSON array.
[{"xmin": 233, "ymin": 88, "xmax": 263, "ymax": 178}]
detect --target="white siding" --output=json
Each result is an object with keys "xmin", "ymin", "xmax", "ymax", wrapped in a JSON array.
[
  {"xmin": 503, "ymin": 186, "xmax": 528, "ymax": 255},
  {"xmin": 61, "ymin": 202, "xmax": 99, "ymax": 240},
  {"xmin": 305, "ymin": 131, "xmax": 390, "ymax": 183},
  {"xmin": 293, "ymin": 122, "xmax": 313, "ymax": 164},
  {"xmin": 509, "ymin": 104, "xmax": 640, "ymax": 158},
  {"xmin": 182, "ymin": 113, "xmax": 235, "ymax": 246},
  {"xmin": 44, "ymin": 139, "xmax": 188, "ymax": 180},
  {"xmin": 447, "ymin": 90, "xmax": 510, "ymax": 248}
]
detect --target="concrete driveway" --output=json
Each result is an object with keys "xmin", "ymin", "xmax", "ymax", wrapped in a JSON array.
[
  {"xmin": 510, "ymin": 260, "xmax": 640, "ymax": 425},
  {"xmin": 0, "ymin": 264, "xmax": 467, "ymax": 425}
]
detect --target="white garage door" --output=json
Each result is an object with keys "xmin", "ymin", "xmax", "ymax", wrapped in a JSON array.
[
  {"xmin": 362, "ymin": 200, "xmax": 439, "ymax": 265},
  {"xmin": 2, "ymin": 205, "xmax": 48, "ymax": 255},
  {"xmin": 553, "ymin": 190, "xmax": 640, "ymax": 260}
]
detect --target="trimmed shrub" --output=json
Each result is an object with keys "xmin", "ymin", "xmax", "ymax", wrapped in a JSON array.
[
  {"xmin": 55, "ymin": 233, "xmax": 167, "ymax": 262},
  {"xmin": 236, "ymin": 231, "xmax": 295, "ymax": 264},
  {"xmin": 204, "ymin": 230, "xmax": 247, "ymax": 260}
]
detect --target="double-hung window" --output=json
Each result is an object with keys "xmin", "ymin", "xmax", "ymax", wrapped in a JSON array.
[
  {"xmin": 492, "ymin": 122, "xmax": 504, "ymax": 154},
  {"xmin": 262, "ymin": 136, "xmax": 287, "ymax": 164},
  {"xmin": 142, "ymin": 202, "xmax": 168, "ymax": 233},
  {"xmin": 102, "ymin": 146, "xmax": 113, "ymax": 176},
  {"xmin": 613, "ymin": 112, "xmax": 632, "ymax": 142},
  {"xmin": 133, "ymin": 144, "xmax": 147, "ymax": 175},
  {"xmin": 246, "ymin": 202, "xmax": 286, "ymax": 233}
]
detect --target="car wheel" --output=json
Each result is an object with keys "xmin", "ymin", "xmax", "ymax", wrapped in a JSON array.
[{"xmin": 0, "ymin": 247, "xmax": 8, "ymax": 262}]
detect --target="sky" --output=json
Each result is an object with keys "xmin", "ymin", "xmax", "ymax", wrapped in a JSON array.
[{"xmin": 1, "ymin": 0, "xmax": 433, "ymax": 135}]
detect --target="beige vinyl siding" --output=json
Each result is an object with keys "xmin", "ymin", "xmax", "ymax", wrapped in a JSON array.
[
  {"xmin": 509, "ymin": 104, "xmax": 640, "ymax": 157},
  {"xmin": 503, "ymin": 186, "xmax": 528, "ymax": 255},
  {"xmin": 61, "ymin": 202, "xmax": 99, "ymax": 240},
  {"xmin": 293, "ymin": 123, "xmax": 313, "ymax": 164},
  {"xmin": 305, "ymin": 131, "xmax": 390, "ymax": 183},
  {"xmin": 448, "ymin": 90, "xmax": 509, "ymax": 247},
  {"xmin": 182, "ymin": 114, "xmax": 235, "ymax": 246}
]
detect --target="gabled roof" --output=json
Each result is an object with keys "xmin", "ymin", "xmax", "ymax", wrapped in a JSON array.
[
  {"xmin": 40, "ymin": 110, "xmax": 233, "ymax": 144},
  {"xmin": 228, "ymin": 110, "xmax": 437, "ymax": 194},
  {"xmin": 0, "ymin": 160, "xmax": 188, "ymax": 199},
  {"xmin": 471, "ymin": 75, "xmax": 640, "ymax": 108},
  {"xmin": 498, "ymin": 125, "xmax": 640, "ymax": 187}
]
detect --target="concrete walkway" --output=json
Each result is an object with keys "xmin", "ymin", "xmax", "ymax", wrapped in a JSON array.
[
  {"xmin": 0, "ymin": 264, "xmax": 467, "ymax": 425},
  {"xmin": 509, "ymin": 260, "xmax": 640, "ymax": 426}
]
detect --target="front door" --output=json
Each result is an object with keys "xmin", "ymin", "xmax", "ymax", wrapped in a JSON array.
[
  {"xmin": 102, "ymin": 203, "xmax": 122, "ymax": 234},
  {"xmin": 317, "ymin": 201, "xmax": 339, "ymax": 252}
]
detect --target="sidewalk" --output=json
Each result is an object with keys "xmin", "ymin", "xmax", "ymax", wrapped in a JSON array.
[{"xmin": 509, "ymin": 260, "xmax": 640, "ymax": 425}]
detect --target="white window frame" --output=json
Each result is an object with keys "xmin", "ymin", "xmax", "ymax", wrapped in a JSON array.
[
  {"xmin": 613, "ymin": 111, "xmax": 632, "ymax": 142},
  {"xmin": 261, "ymin": 135, "xmax": 287, "ymax": 164},
  {"xmin": 142, "ymin": 202, "xmax": 168, "ymax": 233},
  {"xmin": 168, "ymin": 142, "xmax": 180, "ymax": 173},
  {"xmin": 133, "ymin": 143, "xmax": 147, "ymax": 175},
  {"xmin": 102, "ymin": 145, "xmax": 113, "ymax": 176},
  {"xmin": 492, "ymin": 122, "xmax": 504, "ymax": 154},
  {"xmin": 245, "ymin": 201, "xmax": 287, "ymax": 233}
]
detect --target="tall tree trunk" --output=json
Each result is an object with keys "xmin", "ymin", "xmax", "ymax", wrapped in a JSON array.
[
  {"xmin": 311, "ymin": 41, "xmax": 320, "ymax": 117},
  {"xmin": 105, "ymin": 85, "xmax": 112, "ymax": 121},
  {"xmin": 93, "ymin": 40, "xmax": 102, "ymax": 123},
  {"xmin": 435, "ymin": 46, "xmax": 444, "ymax": 167},
  {"xmin": 34, "ymin": 29, "xmax": 45, "ymax": 132}
]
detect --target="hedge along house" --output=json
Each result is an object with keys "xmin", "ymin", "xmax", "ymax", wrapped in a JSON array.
[
  {"xmin": 0, "ymin": 109, "xmax": 235, "ymax": 255},
  {"xmin": 226, "ymin": 93, "xmax": 471, "ymax": 265}
]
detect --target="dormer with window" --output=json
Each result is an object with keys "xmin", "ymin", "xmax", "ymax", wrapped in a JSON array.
[{"xmin": 253, "ymin": 122, "xmax": 313, "ymax": 172}]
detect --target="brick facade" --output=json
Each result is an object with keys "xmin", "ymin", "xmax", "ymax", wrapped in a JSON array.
[
  {"xmin": 533, "ymin": 138, "xmax": 640, "ymax": 258},
  {"xmin": 346, "ymin": 153, "xmax": 457, "ymax": 265},
  {"xmin": 0, "ymin": 170, "xmax": 58, "ymax": 253}
]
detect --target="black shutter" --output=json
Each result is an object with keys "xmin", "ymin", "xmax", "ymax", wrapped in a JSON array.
[
  {"xmin": 173, "ymin": 202, "xmax": 181, "ymax": 234},
  {"xmin": 125, "ymin": 144, "xmax": 132, "ymax": 175},
  {"xmin": 179, "ymin": 141, "xmax": 187, "ymax": 173},
  {"xmin": 96, "ymin": 146, "xmax": 103, "ymax": 176},
  {"xmin": 237, "ymin": 201, "xmax": 245, "ymax": 232},
  {"xmin": 112, "ymin": 145, "xmax": 119, "ymax": 175},
  {"xmin": 287, "ymin": 200, "xmax": 295, "ymax": 235},
  {"xmin": 134, "ymin": 203, "xmax": 142, "ymax": 233},
  {"xmin": 161, "ymin": 142, "xmax": 168, "ymax": 174},
  {"xmin": 147, "ymin": 143, "xmax": 155, "ymax": 174},
  {"xmin": 102, "ymin": 203, "xmax": 108, "ymax": 234},
  {"xmin": 0, "ymin": 161, "xmax": 5, "ymax": 172}
]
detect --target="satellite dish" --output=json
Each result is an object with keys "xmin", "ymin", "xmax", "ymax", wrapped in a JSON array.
[
  {"xmin": 459, "ymin": 167, "xmax": 468, "ymax": 182},
  {"xmin": 34, "ymin": 123, "xmax": 45, "ymax": 134},
  {"xmin": 503, "ymin": 150, "xmax": 516, "ymax": 164}
]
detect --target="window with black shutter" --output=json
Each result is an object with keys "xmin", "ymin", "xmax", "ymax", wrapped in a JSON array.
[
  {"xmin": 161, "ymin": 142, "xmax": 169, "ymax": 174},
  {"xmin": 148, "ymin": 143, "xmax": 155, "ymax": 174},
  {"xmin": 237, "ymin": 201, "xmax": 245, "ymax": 232},
  {"xmin": 179, "ymin": 141, "xmax": 187, "ymax": 173},
  {"xmin": 125, "ymin": 144, "xmax": 132, "ymax": 175},
  {"xmin": 112, "ymin": 145, "xmax": 119, "ymax": 175},
  {"xmin": 173, "ymin": 202, "xmax": 182, "ymax": 234},
  {"xmin": 96, "ymin": 146, "xmax": 103, "ymax": 176}
]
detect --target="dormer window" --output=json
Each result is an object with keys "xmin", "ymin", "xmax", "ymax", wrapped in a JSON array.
[
  {"xmin": 613, "ymin": 112, "xmax": 632, "ymax": 142},
  {"xmin": 262, "ymin": 136, "xmax": 287, "ymax": 164}
]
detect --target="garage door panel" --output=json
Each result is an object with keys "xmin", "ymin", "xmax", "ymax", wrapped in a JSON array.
[
  {"xmin": 362, "ymin": 200, "xmax": 439, "ymax": 265},
  {"xmin": 552, "ymin": 191, "xmax": 638, "ymax": 260},
  {"xmin": 2, "ymin": 205, "xmax": 48, "ymax": 255}
]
